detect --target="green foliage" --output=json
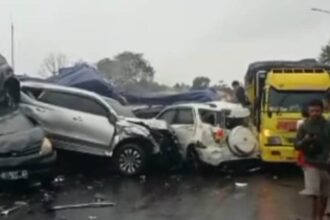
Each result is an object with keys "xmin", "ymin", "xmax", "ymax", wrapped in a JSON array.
[
  {"xmin": 97, "ymin": 51, "xmax": 155, "ymax": 88},
  {"xmin": 319, "ymin": 41, "xmax": 330, "ymax": 65},
  {"xmin": 192, "ymin": 76, "xmax": 210, "ymax": 90}
]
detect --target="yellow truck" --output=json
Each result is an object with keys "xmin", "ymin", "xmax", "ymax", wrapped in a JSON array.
[{"xmin": 245, "ymin": 59, "xmax": 330, "ymax": 163}]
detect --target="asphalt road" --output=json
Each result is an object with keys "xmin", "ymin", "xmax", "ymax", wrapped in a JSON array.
[{"xmin": 0, "ymin": 153, "xmax": 311, "ymax": 220}]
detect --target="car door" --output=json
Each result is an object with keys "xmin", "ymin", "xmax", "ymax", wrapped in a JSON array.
[
  {"xmin": 157, "ymin": 107, "xmax": 196, "ymax": 154},
  {"xmin": 20, "ymin": 88, "xmax": 77, "ymax": 145},
  {"xmin": 64, "ymin": 94, "xmax": 115, "ymax": 153}
]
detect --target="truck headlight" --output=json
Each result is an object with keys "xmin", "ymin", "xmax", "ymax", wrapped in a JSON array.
[
  {"xmin": 266, "ymin": 136, "xmax": 282, "ymax": 146},
  {"xmin": 39, "ymin": 138, "xmax": 53, "ymax": 155}
]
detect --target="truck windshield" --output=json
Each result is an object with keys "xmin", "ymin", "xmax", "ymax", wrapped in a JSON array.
[{"xmin": 268, "ymin": 88, "xmax": 325, "ymax": 112}]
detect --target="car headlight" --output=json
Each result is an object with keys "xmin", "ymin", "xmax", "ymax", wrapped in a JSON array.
[
  {"xmin": 263, "ymin": 129, "xmax": 282, "ymax": 146},
  {"xmin": 39, "ymin": 138, "xmax": 53, "ymax": 155}
]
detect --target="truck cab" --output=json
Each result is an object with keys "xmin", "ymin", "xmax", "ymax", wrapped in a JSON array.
[{"xmin": 245, "ymin": 60, "xmax": 330, "ymax": 163}]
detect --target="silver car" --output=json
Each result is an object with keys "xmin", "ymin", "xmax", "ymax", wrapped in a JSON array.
[{"xmin": 20, "ymin": 81, "xmax": 162, "ymax": 176}]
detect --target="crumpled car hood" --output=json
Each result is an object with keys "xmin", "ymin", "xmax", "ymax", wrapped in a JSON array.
[
  {"xmin": 0, "ymin": 110, "xmax": 44, "ymax": 154},
  {"xmin": 124, "ymin": 117, "xmax": 168, "ymax": 130}
]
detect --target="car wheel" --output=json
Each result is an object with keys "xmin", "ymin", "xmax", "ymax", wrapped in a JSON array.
[{"xmin": 114, "ymin": 143, "xmax": 147, "ymax": 176}]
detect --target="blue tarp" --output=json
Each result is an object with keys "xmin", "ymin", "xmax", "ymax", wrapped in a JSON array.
[
  {"xmin": 47, "ymin": 64, "xmax": 124, "ymax": 103},
  {"xmin": 124, "ymin": 89, "xmax": 219, "ymax": 106}
]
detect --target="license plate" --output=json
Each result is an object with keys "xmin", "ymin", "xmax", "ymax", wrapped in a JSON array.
[{"xmin": 0, "ymin": 170, "xmax": 28, "ymax": 180}]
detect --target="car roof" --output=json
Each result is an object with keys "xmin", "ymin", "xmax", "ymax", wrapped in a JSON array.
[
  {"xmin": 166, "ymin": 102, "xmax": 219, "ymax": 111},
  {"xmin": 21, "ymin": 81, "xmax": 101, "ymax": 99}
]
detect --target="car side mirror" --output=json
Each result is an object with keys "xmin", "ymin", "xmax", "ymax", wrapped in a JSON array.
[{"xmin": 108, "ymin": 113, "xmax": 117, "ymax": 124}]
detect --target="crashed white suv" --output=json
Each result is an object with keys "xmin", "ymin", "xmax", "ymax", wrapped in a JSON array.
[{"xmin": 155, "ymin": 102, "xmax": 258, "ymax": 168}]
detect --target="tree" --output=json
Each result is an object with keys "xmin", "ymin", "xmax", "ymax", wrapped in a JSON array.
[
  {"xmin": 40, "ymin": 53, "xmax": 68, "ymax": 76},
  {"xmin": 192, "ymin": 76, "xmax": 210, "ymax": 90},
  {"xmin": 319, "ymin": 40, "xmax": 330, "ymax": 65},
  {"xmin": 97, "ymin": 51, "xmax": 155, "ymax": 88}
]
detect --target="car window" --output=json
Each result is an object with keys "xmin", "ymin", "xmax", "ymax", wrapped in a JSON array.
[
  {"xmin": 21, "ymin": 87, "xmax": 43, "ymax": 99},
  {"xmin": 157, "ymin": 109, "xmax": 177, "ymax": 124},
  {"xmin": 173, "ymin": 108, "xmax": 194, "ymax": 125},
  {"xmin": 198, "ymin": 109, "xmax": 216, "ymax": 126},
  {"xmin": 39, "ymin": 91, "xmax": 108, "ymax": 116},
  {"xmin": 103, "ymin": 97, "xmax": 135, "ymax": 118}
]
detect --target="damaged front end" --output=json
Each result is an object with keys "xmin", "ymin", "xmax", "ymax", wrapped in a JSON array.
[{"xmin": 123, "ymin": 118, "xmax": 182, "ymax": 170}]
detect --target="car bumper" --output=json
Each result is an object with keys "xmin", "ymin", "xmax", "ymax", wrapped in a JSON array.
[
  {"xmin": 260, "ymin": 146, "xmax": 298, "ymax": 163},
  {"xmin": 0, "ymin": 151, "xmax": 57, "ymax": 180},
  {"xmin": 196, "ymin": 145, "xmax": 259, "ymax": 166}
]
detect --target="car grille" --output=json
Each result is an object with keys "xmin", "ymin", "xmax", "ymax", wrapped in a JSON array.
[{"xmin": 0, "ymin": 144, "xmax": 40, "ymax": 158}]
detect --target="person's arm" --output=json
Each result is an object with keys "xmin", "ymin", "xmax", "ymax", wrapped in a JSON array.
[{"xmin": 295, "ymin": 123, "xmax": 308, "ymax": 151}]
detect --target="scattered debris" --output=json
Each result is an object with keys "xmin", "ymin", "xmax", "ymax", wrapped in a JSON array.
[
  {"xmin": 54, "ymin": 176, "xmax": 65, "ymax": 183},
  {"xmin": 0, "ymin": 202, "xmax": 28, "ymax": 217},
  {"xmin": 14, "ymin": 201, "xmax": 28, "ymax": 206},
  {"xmin": 41, "ymin": 192, "xmax": 55, "ymax": 210},
  {"xmin": 235, "ymin": 182, "xmax": 248, "ymax": 188},
  {"xmin": 225, "ymin": 175, "xmax": 232, "ymax": 180},
  {"xmin": 94, "ymin": 193, "xmax": 106, "ymax": 202},
  {"xmin": 164, "ymin": 182, "xmax": 170, "ymax": 188},
  {"xmin": 248, "ymin": 167, "xmax": 262, "ymax": 173},
  {"xmin": 139, "ymin": 175, "xmax": 146, "ymax": 183},
  {"xmin": 93, "ymin": 181, "xmax": 104, "ymax": 188},
  {"xmin": 47, "ymin": 201, "xmax": 116, "ymax": 212}
]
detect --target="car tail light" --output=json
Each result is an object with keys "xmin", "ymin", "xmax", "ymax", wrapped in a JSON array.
[{"xmin": 213, "ymin": 128, "xmax": 225, "ymax": 143}]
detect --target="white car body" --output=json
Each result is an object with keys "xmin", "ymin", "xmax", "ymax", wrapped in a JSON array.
[{"xmin": 155, "ymin": 103, "xmax": 258, "ymax": 166}]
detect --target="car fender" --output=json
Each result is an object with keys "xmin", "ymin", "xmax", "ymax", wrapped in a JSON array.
[{"xmin": 110, "ymin": 122, "xmax": 160, "ymax": 155}]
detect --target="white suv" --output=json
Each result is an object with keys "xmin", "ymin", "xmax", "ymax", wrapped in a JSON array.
[
  {"xmin": 155, "ymin": 103, "xmax": 258, "ymax": 169},
  {"xmin": 20, "ymin": 81, "xmax": 167, "ymax": 176}
]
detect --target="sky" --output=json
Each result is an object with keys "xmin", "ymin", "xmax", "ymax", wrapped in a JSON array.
[{"xmin": 0, "ymin": 0, "xmax": 330, "ymax": 86}]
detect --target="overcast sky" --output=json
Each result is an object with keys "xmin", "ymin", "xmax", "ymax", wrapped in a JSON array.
[{"xmin": 0, "ymin": 0, "xmax": 330, "ymax": 86}]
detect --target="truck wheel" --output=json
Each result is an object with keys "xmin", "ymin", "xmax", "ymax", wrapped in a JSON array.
[{"xmin": 113, "ymin": 143, "xmax": 147, "ymax": 176}]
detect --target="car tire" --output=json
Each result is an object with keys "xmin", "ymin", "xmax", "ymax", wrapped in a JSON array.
[{"xmin": 113, "ymin": 143, "xmax": 147, "ymax": 176}]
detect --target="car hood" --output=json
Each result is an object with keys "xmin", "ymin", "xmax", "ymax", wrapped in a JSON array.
[
  {"xmin": 0, "ymin": 110, "xmax": 44, "ymax": 154},
  {"xmin": 122, "ymin": 117, "xmax": 169, "ymax": 130}
]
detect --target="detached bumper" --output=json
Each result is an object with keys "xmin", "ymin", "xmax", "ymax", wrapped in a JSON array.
[{"xmin": 0, "ymin": 151, "xmax": 57, "ymax": 180}]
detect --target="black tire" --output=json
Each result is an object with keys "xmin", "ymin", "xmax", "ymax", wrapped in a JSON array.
[{"xmin": 113, "ymin": 143, "xmax": 147, "ymax": 176}]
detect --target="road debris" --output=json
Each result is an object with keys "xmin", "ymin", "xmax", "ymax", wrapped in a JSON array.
[
  {"xmin": 89, "ymin": 216, "xmax": 98, "ymax": 220},
  {"xmin": 94, "ymin": 193, "xmax": 106, "ymax": 202},
  {"xmin": 47, "ymin": 201, "xmax": 116, "ymax": 212},
  {"xmin": 248, "ymin": 167, "xmax": 262, "ymax": 173},
  {"xmin": 54, "ymin": 175, "xmax": 65, "ymax": 183},
  {"xmin": 0, "ymin": 202, "xmax": 28, "ymax": 217},
  {"xmin": 139, "ymin": 175, "xmax": 146, "ymax": 183},
  {"xmin": 235, "ymin": 182, "xmax": 248, "ymax": 188}
]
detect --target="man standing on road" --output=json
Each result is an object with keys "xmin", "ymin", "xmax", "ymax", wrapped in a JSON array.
[
  {"xmin": 231, "ymin": 81, "xmax": 249, "ymax": 106},
  {"xmin": 295, "ymin": 99, "xmax": 330, "ymax": 220},
  {"xmin": 322, "ymin": 91, "xmax": 330, "ymax": 217}
]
